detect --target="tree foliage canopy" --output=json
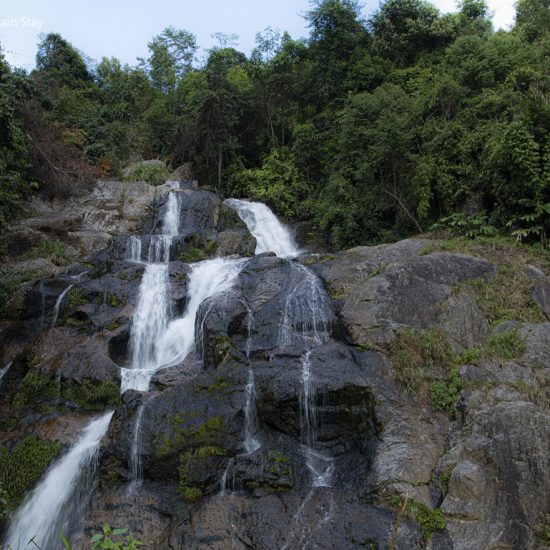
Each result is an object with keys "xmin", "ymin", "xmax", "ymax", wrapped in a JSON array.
[{"xmin": 1, "ymin": 0, "xmax": 550, "ymax": 246}]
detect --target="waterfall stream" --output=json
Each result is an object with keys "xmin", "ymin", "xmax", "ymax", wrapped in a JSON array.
[
  {"xmin": 7, "ymin": 191, "xmax": 333, "ymax": 544},
  {"xmin": 50, "ymin": 284, "xmax": 74, "ymax": 329},
  {"xmin": 228, "ymin": 200, "xmax": 334, "ymax": 487},
  {"xmin": 224, "ymin": 198, "xmax": 301, "ymax": 258},
  {"xmin": 4, "ymin": 412, "xmax": 113, "ymax": 549},
  {"xmin": 0, "ymin": 361, "xmax": 12, "ymax": 384}
]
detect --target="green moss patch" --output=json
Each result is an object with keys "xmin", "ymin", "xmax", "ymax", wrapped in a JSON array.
[
  {"xmin": 0, "ymin": 436, "xmax": 61, "ymax": 510},
  {"xmin": 13, "ymin": 371, "xmax": 119, "ymax": 411}
]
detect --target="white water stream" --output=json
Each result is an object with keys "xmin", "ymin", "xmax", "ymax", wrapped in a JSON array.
[
  {"xmin": 0, "ymin": 361, "xmax": 12, "ymax": 384},
  {"xmin": 227, "ymin": 199, "xmax": 334, "ymax": 488},
  {"xmin": 224, "ymin": 198, "xmax": 301, "ymax": 258},
  {"xmin": 4, "ymin": 412, "xmax": 113, "ymax": 549}
]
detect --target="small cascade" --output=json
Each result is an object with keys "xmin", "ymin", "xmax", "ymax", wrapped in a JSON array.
[
  {"xmin": 300, "ymin": 352, "xmax": 334, "ymax": 487},
  {"xmin": 243, "ymin": 369, "xmax": 261, "ymax": 453},
  {"xmin": 121, "ymin": 263, "xmax": 170, "ymax": 392},
  {"xmin": 147, "ymin": 235, "xmax": 172, "ymax": 263},
  {"xmin": 0, "ymin": 361, "xmax": 12, "ymax": 384},
  {"xmin": 50, "ymin": 284, "xmax": 74, "ymax": 328},
  {"xmin": 4, "ymin": 412, "xmax": 113, "ymax": 549},
  {"xmin": 154, "ymin": 257, "xmax": 245, "ymax": 370},
  {"xmin": 279, "ymin": 263, "xmax": 333, "ymax": 349},
  {"xmin": 219, "ymin": 457, "xmax": 236, "ymax": 495},
  {"xmin": 128, "ymin": 405, "xmax": 145, "ymax": 495},
  {"xmin": 280, "ymin": 265, "xmax": 334, "ymax": 487},
  {"xmin": 163, "ymin": 186, "xmax": 180, "ymax": 235},
  {"xmin": 224, "ymin": 198, "xmax": 301, "ymax": 258},
  {"xmin": 71, "ymin": 269, "xmax": 89, "ymax": 282},
  {"xmin": 126, "ymin": 236, "xmax": 142, "ymax": 262},
  {"xmin": 228, "ymin": 199, "xmax": 334, "ymax": 488},
  {"xmin": 121, "ymin": 183, "xmax": 188, "ymax": 392},
  {"xmin": 243, "ymin": 308, "xmax": 260, "ymax": 453}
]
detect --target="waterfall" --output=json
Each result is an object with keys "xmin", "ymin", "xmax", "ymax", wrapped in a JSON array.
[
  {"xmin": 300, "ymin": 352, "xmax": 334, "ymax": 488},
  {"xmin": 243, "ymin": 369, "xmax": 261, "ymax": 453},
  {"xmin": 278, "ymin": 264, "xmax": 334, "ymax": 487},
  {"xmin": 0, "ymin": 361, "xmax": 12, "ymax": 384},
  {"xmin": 121, "ymin": 184, "xmax": 182, "ymax": 392},
  {"xmin": 163, "ymin": 188, "xmax": 180, "ymax": 236},
  {"xmin": 227, "ymin": 199, "xmax": 333, "ymax": 486},
  {"xmin": 50, "ymin": 284, "xmax": 74, "ymax": 328},
  {"xmin": 224, "ymin": 199, "xmax": 301, "ymax": 258},
  {"xmin": 121, "ymin": 264, "xmax": 170, "ymax": 392},
  {"xmin": 4, "ymin": 412, "xmax": 113, "ymax": 549},
  {"xmin": 154, "ymin": 257, "xmax": 245, "ymax": 370},
  {"xmin": 128, "ymin": 405, "xmax": 145, "ymax": 495},
  {"xmin": 278, "ymin": 263, "xmax": 333, "ymax": 349},
  {"xmin": 243, "ymin": 309, "xmax": 260, "ymax": 453},
  {"xmin": 126, "ymin": 236, "xmax": 142, "ymax": 262}
]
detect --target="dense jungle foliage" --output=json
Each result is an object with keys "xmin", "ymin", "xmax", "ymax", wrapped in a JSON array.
[{"xmin": 1, "ymin": 0, "xmax": 549, "ymax": 249}]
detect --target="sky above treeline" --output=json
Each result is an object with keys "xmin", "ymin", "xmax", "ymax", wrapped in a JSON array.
[{"xmin": 1, "ymin": 0, "xmax": 517, "ymax": 70}]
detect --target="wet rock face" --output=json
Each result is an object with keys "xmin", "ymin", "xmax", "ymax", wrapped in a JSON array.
[{"xmin": 3, "ymin": 178, "xmax": 550, "ymax": 550}]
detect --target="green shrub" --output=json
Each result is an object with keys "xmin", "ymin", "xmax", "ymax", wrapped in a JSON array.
[
  {"xmin": 431, "ymin": 212, "xmax": 498, "ymax": 239},
  {"xmin": 412, "ymin": 501, "xmax": 446, "ymax": 540},
  {"xmin": 27, "ymin": 240, "xmax": 69, "ymax": 266},
  {"xmin": 429, "ymin": 368, "xmax": 462, "ymax": 413},
  {"xmin": 386, "ymin": 497, "xmax": 446, "ymax": 541},
  {"xmin": 122, "ymin": 163, "xmax": 170, "ymax": 185},
  {"xmin": 89, "ymin": 524, "xmax": 143, "ymax": 550},
  {"xmin": 484, "ymin": 329, "xmax": 526, "ymax": 361},
  {"xmin": 387, "ymin": 328, "xmax": 456, "ymax": 394}
]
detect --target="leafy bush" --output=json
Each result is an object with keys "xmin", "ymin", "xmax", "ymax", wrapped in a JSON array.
[
  {"xmin": 122, "ymin": 162, "xmax": 170, "ymax": 185},
  {"xmin": 88, "ymin": 524, "xmax": 143, "ymax": 550},
  {"xmin": 227, "ymin": 148, "xmax": 310, "ymax": 219},
  {"xmin": 429, "ymin": 368, "xmax": 462, "ymax": 413},
  {"xmin": 431, "ymin": 212, "xmax": 498, "ymax": 238}
]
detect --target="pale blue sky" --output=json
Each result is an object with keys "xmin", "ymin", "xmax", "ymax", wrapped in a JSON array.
[{"xmin": 1, "ymin": 0, "xmax": 517, "ymax": 71}]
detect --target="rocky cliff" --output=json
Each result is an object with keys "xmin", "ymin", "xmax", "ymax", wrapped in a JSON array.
[{"xmin": 0, "ymin": 180, "xmax": 549, "ymax": 549}]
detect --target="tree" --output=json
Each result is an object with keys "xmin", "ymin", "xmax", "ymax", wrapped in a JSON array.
[
  {"xmin": 146, "ymin": 27, "xmax": 197, "ymax": 91},
  {"xmin": 369, "ymin": 0, "xmax": 452, "ymax": 66},
  {"xmin": 515, "ymin": 0, "xmax": 550, "ymax": 42},
  {"xmin": 35, "ymin": 33, "xmax": 91, "ymax": 84}
]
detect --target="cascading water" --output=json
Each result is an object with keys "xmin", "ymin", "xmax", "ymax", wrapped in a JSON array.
[
  {"xmin": 0, "ymin": 361, "xmax": 12, "ymax": 384},
  {"xmin": 4, "ymin": 412, "xmax": 113, "ymax": 549},
  {"xmin": 126, "ymin": 236, "xmax": 142, "ymax": 262},
  {"xmin": 224, "ymin": 198, "xmax": 301, "ymax": 258},
  {"xmin": 50, "ymin": 284, "xmax": 74, "ymax": 328},
  {"xmin": 154, "ymin": 257, "xmax": 245, "ymax": 370},
  {"xmin": 127, "ymin": 405, "xmax": 145, "ymax": 495},
  {"xmin": 121, "ymin": 264, "xmax": 170, "ymax": 392},
  {"xmin": 121, "ymin": 184, "xmax": 182, "ymax": 392},
  {"xmin": 243, "ymin": 369, "xmax": 261, "ymax": 454},
  {"xmin": 121, "ymin": 186, "xmax": 247, "ymax": 490},
  {"xmin": 243, "ymin": 309, "xmax": 260, "ymax": 453},
  {"xmin": 227, "ymin": 200, "xmax": 334, "ymax": 488}
]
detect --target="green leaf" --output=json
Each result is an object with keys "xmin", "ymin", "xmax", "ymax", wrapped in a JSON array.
[
  {"xmin": 57, "ymin": 528, "xmax": 72, "ymax": 550},
  {"xmin": 90, "ymin": 533, "xmax": 103, "ymax": 543},
  {"xmin": 112, "ymin": 528, "xmax": 128, "ymax": 535}
]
